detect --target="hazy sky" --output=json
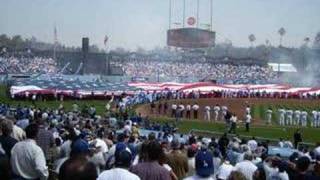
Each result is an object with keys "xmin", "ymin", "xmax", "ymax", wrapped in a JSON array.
[{"xmin": 1, "ymin": 0, "xmax": 320, "ymax": 50}]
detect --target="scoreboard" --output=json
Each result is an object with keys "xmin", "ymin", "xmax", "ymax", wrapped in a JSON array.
[{"xmin": 167, "ymin": 28, "xmax": 215, "ymax": 48}]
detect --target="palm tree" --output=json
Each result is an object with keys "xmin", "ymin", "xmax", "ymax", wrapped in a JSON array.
[
  {"xmin": 248, "ymin": 34, "xmax": 256, "ymax": 47},
  {"xmin": 278, "ymin": 27, "xmax": 286, "ymax": 47}
]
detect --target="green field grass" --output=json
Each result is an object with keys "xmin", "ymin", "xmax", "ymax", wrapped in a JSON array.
[
  {"xmin": 150, "ymin": 117, "xmax": 320, "ymax": 144},
  {"xmin": 0, "ymin": 85, "xmax": 108, "ymax": 114},
  {"xmin": 2, "ymin": 85, "xmax": 320, "ymax": 143}
]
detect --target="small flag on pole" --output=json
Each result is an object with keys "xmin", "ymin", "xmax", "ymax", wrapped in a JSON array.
[
  {"xmin": 54, "ymin": 25, "xmax": 58, "ymax": 43},
  {"xmin": 104, "ymin": 35, "xmax": 109, "ymax": 46}
]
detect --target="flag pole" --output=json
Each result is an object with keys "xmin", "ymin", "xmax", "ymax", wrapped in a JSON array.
[
  {"xmin": 210, "ymin": 0, "xmax": 213, "ymax": 31},
  {"xmin": 169, "ymin": 0, "xmax": 172, "ymax": 29},
  {"xmin": 197, "ymin": 0, "xmax": 200, "ymax": 28},
  {"xmin": 183, "ymin": 0, "xmax": 186, "ymax": 28}
]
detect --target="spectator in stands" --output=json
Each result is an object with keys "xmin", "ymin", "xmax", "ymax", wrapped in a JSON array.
[
  {"xmin": 293, "ymin": 156, "xmax": 317, "ymax": 179},
  {"xmin": 0, "ymin": 118, "xmax": 18, "ymax": 158},
  {"xmin": 215, "ymin": 158, "xmax": 234, "ymax": 180},
  {"xmin": 36, "ymin": 116, "xmax": 55, "ymax": 161},
  {"xmin": 97, "ymin": 149, "xmax": 140, "ymax": 180},
  {"xmin": 167, "ymin": 139, "xmax": 189, "ymax": 179},
  {"xmin": 11, "ymin": 123, "xmax": 49, "ymax": 180},
  {"xmin": 233, "ymin": 153, "xmax": 258, "ymax": 180},
  {"xmin": 227, "ymin": 171, "xmax": 247, "ymax": 180},
  {"xmin": 187, "ymin": 146, "xmax": 197, "ymax": 176},
  {"xmin": 59, "ymin": 155, "xmax": 97, "ymax": 180},
  {"xmin": 0, "ymin": 150, "xmax": 11, "ymax": 180},
  {"xmin": 184, "ymin": 148, "xmax": 214, "ymax": 180},
  {"xmin": 130, "ymin": 140, "xmax": 171, "ymax": 180}
]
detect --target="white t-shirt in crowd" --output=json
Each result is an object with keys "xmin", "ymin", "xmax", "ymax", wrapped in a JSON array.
[
  {"xmin": 247, "ymin": 139, "xmax": 258, "ymax": 151},
  {"xmin": 188, "ymin": 157, "xmax": 195, "ymax": 173},
  {"xmin": 95, "ymin": 138, "xmax": 109, "ymax": 153},
  {"xmin": 97, "ymin": 168, "xmax": 140, "ymax": 180},
  {"xmin": 315, "ymin": 146, "xmax": 320, "ymax": 156},
  {"xmin": 234, "ymin": 160, "xmax": 257, "ymax": 180},
  {"xmin": 215, "ymin": 161, "xmax": 234, "ymax": 180}
]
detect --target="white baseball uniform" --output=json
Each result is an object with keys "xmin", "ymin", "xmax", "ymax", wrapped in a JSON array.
[
  {"xmin": 294, "ymin": 110, "xmax": 301, "ymax": 126},
  {"xmin": 213, "ymin": 105, "xmax": 220, "ymax": 121},
  {"xmin": 266, "ymin": 109, "xmax": 272, "ymax": 124},
  {"xmin": 278, "ymin": 109, "xmax": 285, "ymax": 126}
]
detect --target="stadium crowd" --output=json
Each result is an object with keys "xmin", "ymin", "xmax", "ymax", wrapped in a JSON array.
[
  {"xmin": 0, "ymin": 56, "xmax": 57, "ymax": 74},
  {"xmin": 116, "ymin": 60, "xmax": 277, "ymax": 84},
  {"xmin": 0, "ymin": 99, "xmax": 320, "ymax": 180}
]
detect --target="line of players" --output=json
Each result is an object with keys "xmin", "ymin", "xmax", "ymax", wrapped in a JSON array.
[
  {"xmin": 151, "ymin": 102, "xmax": 230, "ymax": 121},
  {"xmin": 265, "ymin": 108, "xmax": 320, "ymax": 127},
  {"xmin": 168, "ymin": 103, "xmax": 236, "ymax": 123}
]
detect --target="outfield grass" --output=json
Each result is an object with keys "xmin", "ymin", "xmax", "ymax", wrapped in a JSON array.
[{"xmin": 150, "ymin": 117, "xmax": 320, "ymax": 144}]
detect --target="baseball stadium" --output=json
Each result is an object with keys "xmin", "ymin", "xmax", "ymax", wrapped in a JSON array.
[{"xmin": 1, "ymin": 1, "xmax": 320, "ymax": 180}]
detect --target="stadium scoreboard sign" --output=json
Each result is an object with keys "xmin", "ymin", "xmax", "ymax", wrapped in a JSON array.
[{"xmin": 167, "ymin": 28, "xmax": 216, "ymax": 48}]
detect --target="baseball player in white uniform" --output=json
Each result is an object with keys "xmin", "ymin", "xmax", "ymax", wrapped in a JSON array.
[
  {"xmin": 213, "ymin": 104, "xmax": 220, "ymax": 122},
  {"xmin": 294, "ymin": 110, "xmax": 301, "ymax": 126},
  {"xmin": 317, "ymin": 111, "xmax": 320, "ymax": 127},
  {"xmin": 278, "ymin": 108, "xmax": 285, "ymax": 126},
  {"xmin": 286, "ymin": 109, "xmax": 293, "ymax": 126},
  {"xmin": 221, "ymin": 105, "xmax": 228, "ymax": 121},
  {"xmin": 312, "ymin": 110, "xmax": 318, "ymax": 127},
  {"xmin": 204, "ymin": 105, "xmax": 211, "ymax": 122},
  {"xmin": 245, "ymin": 105, "xmax": 251, "ymax": 114},
  {"xmin": 301, "ymin": 111, "xmax": 308, "ymax": 127},
  {"xmin": 192, "ymin": 103, "xmax": 200, "ymax": 119},
  {"xmin": 266, "ymin": 108, "xmax": 272, "ymax": 125}
]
